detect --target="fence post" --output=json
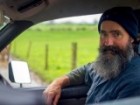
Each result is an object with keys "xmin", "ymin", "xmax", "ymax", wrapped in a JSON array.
[
  {"xmin": 45, "ymin": 44, "xmax": 49, "ymax": 70},
  {"xmin": 71, "ymin": 42, "xmax": 77, "ymax": 70},
  {"xmin": 26, "ymin": 41, "xmax": 32, "ymax": 59}
]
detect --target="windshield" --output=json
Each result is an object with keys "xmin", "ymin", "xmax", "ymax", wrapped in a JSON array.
[
  {"xmin": 11, "ymin": 14, "xmax": 100, "ymax": 85},
  {"xmin": 0, "ymin": 14, "xmax": 101, "ymax": 87}
]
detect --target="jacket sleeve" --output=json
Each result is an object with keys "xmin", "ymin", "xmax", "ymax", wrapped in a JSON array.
[{"xmin": 66, "ymin": 63, "xmax": 93, "ymax": 86}]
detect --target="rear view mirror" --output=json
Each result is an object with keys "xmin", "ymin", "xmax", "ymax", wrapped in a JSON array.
[{"xmin": 8, "ymin": 60, "xmax": 31, "ymax": 84}]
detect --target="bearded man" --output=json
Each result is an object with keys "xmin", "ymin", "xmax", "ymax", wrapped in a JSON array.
[{"xmin": 43, "ymin": 7, "xmax": 140, "ymax": 105}]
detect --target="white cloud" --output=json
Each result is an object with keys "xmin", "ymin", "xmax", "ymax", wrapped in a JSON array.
[{"xmin": 53, "ymin": 14, "xmax": 102, "ymax": 24}]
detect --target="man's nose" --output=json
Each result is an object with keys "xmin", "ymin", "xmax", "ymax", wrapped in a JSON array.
[{"xmin": 104, "ymin": 37, "xmax": 114, "ymax": 46}]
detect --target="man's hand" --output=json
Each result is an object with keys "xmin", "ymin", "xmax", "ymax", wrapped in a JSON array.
[
  {"xmin": 43, "ymin": 82, "xmax": 61, "ymax": 105},
  {"xmin": 43, "ymin": 76, "xmax": 70, "ymax": 105}
]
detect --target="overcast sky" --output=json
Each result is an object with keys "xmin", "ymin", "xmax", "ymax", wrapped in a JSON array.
[{"xmin": 52, "ymin": 14, "xmax": 102, "ymax": 24}]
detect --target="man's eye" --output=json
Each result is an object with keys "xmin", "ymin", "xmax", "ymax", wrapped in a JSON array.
[{"xmin": 112, "ymin": 31, "xmax": 122, "ymax": 38}]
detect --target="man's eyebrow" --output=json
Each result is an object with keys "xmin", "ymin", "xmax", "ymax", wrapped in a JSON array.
[
  {"xmin": 110, "ymin": 30, "xmax": 120, "ymax": 33},
  {"xmin": 100, "ymin": 30, "xmax": 121, "ymax": 34}
]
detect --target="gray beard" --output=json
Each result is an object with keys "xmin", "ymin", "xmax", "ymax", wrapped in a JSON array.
[{"xmin": 94, "ymin": 44, "xmax": 134, "ymax": 80}]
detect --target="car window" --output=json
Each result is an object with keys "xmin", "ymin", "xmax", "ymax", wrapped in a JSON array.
[{"xmin": 0, "ymin": 14, "xmax": 100, "ymax": 87}]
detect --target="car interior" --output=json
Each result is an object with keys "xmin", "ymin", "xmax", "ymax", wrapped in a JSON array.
[{"xmin": 0, "ymin": 0, "xmax": 140, "ymax": 105}]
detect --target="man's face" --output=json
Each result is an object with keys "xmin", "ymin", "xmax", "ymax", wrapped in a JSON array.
[
  {"xmin": 99, "ymin": 20, "xmax": 133, "ymax": 51},
  {"xmin": 94, "ymin": 20, "xmax": 134, "ymax": 79}
]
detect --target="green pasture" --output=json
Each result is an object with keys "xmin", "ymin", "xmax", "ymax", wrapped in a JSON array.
[{"xmin": 10, "ymin": 23, "xmax": 100, "ymax": 83}]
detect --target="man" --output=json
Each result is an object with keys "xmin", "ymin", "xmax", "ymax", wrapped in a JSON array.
[{"xmin": 43, "ymin": 7, "xmax": 140, "ymax": 105}]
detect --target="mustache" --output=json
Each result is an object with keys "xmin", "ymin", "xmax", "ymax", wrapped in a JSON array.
[{"xmin": 99, "ymin": 46, "xmax": 122, "ymax": 55}]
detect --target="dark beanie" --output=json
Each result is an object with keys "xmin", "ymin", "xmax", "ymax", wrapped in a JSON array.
[{"xmin": 98, "ymin": 7, "xmax": 138, "ymax": 40}]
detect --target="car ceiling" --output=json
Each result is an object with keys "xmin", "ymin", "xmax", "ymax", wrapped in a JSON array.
[{"xmin": 0, "ymin": 0, "xmax": 140, "ymax": 24}]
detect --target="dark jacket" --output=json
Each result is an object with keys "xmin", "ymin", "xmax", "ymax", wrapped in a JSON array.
[{"xmin": 67, "ymin": 56, "xmax": 140, "ymax": 104}]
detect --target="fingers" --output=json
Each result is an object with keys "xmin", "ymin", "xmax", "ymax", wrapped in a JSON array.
[
  {"xmin": 43, "ymin": 90, "xmax": 54, "ymax": 105},
  {"xmin": 47, "ymin": 92, "xmax": 55, "ymax": 105},
  {"xmin": 43, "ymin": 81, "xmax": 62, "ymax": 105},
  {"xmin": 43, "ymin": 89, "xmax": 60, "ymax": 105},
  {"xmin": 53, "ymin": 93, "xmax": 61, "ymax": 105}
]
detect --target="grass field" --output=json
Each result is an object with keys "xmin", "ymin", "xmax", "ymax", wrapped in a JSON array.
[{"xmin": 10, "ymin": 23, "xmax": 99, "ymax": 83}]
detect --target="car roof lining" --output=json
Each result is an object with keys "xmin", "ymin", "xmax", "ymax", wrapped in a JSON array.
[
  {"xmin": 0, "ymin": 0, "xmax": 140, "ymax": 24},
  {"xmin": 26, "ymin": 0, "xmax": 140, "ymax": 24},
  {"xmin": 0, "ymin": 0, "xmax": 140, "ymax": 25}
]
